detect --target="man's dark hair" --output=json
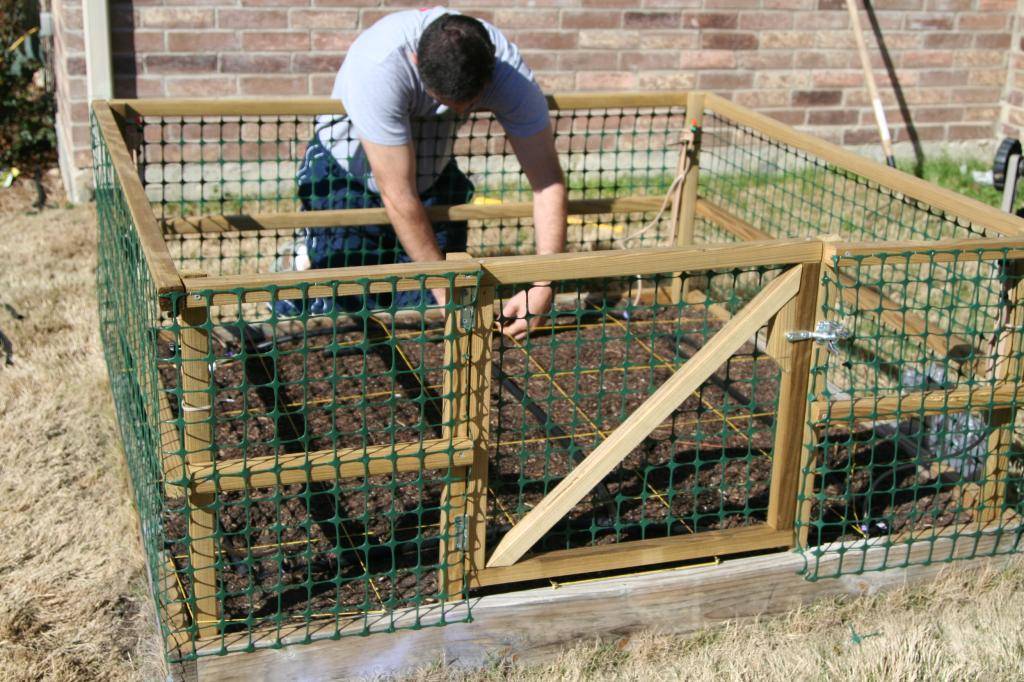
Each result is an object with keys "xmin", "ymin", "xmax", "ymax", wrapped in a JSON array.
[{"xmin": 417, "ymin": 14, "xmax": 495, "ymax": 103}]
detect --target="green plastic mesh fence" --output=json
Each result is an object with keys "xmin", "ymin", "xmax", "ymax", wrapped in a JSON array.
[
  {"xmin": 125, "ymin": 104, "xmax": 686, "ymax": 276},
  {"xmin": 797, "ymin": 248, "xmax": 1024, "ymax": 579},
  {"xmin": 95, "ymin": 95, "xmax": 1024, "ymax": 665}
]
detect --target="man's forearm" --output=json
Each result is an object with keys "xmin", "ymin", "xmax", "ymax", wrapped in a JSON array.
[
  {"xmin": 533, "ymin": 181, "xmax": 567, "ymax": 258},
  {"xmin": 380, "ymin": 191, "xmax": 444, "ymax": 262}
]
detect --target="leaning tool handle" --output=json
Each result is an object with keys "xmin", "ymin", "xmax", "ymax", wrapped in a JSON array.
[{"xmin": 845, "ymin": 0, "xmax": 896, "ymax": 168}]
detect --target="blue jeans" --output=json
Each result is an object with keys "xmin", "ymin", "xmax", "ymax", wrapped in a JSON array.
[{"xmin": 275, "ymin": 138, "xmax": 473, "ymax": 316}]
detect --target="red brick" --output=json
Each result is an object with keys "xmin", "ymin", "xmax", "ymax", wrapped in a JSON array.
[
  {"xmin": 813, "ymin": 71, "xmax": 865, "ymax": 88},
  {"xmin": 534, "ymin": 73, "xmax": 574, "ymax": 91},
  {"xmin": 702, "ymin": 32, "xmax": 757, "ymax": 50},
  {"xmin": 975, "ymin": 34, "xmax": 1012, "ymax": 50},
  {"xmin": 963, "ymin": 106, "xmax": 999, "ymax": 122},
  {"xmin": 217, "ymin": 9, "xmax": 288, "ymax": 29},
  {"xmin": 146, "ymin": 54, "xmax": 219, "ymax": 74},
  {"xmin": 240, "ymin": 75, "xmax": 309, "ymax": 95},
  {"xmin": 624, "ymin": 11, "xmax": 680, "ymax": 29},
  {"xmin": 139, "ymin": 8, "xmax": 214, "ymax": 28},
  {"xmin": 111, "ymin": 29, "xmax": 165, "ymax": 54},
  {"xmin": 520, "ymin": 51, "xmax": 558, "ymax": 71},
  {"xmin": 769, "ymin": 109, "xmax": 807, "ymax": 125},
  {"xmin": 166, "ymin": 76, "xmax": 237, "ymax": 97},
  {"xmin": 905, "ymin": 12, "xmax": 953, "ymax": 30},
  {"xmin": 115, "ymin": 76, "xmax": 164, "ymax": 97},
  {"xmin": 621, "ymin": 50, "xmax": 679, "ymax": 70},
  {"xmin": 641, "ymin": 31, "xmax": 700, "ymax": 49},
  {"xmin": 558, "ymin": 51, "xmax": 619, "ymax": 71},
  {"xmin": 794, "ymin": 51, "xmax": 855, "ymax": 69},
  {"xmin": 957, "ymin": 12, "xmax": 1010, "ymax": 31},
  {"xmin": 926, "ymin": 0, "xmax": 971, "ymax": 9},
  {"xmin": 638, "ymin": 72, "xmax": 696, "ymax": 89},
  {"xmin": 575, "ymin": 30, "xmax": 629, "ymax": 49},
  {"xmin": 241, "ymin": 31, "xmax": 310, "ymax": 51},
  {"xmin": 919, "ymin": 70, "xmax": 969, "ymax": 87},
  {"xmin": 737, "ymin": 51, "xmax": 793, "ymax": 69},
  {"xmin": 290, "ymin": 9, "xmax": 358, "ymax": 29},
  {"xmin": 948, "ymin": 123, "xmax": 995, "ymax": 139},
  {"xmin": 681, "ymin": 12, "xmax": 737, "ymax": 28},
  {"xmin": 246, "ymin": 0, "xmax": 310, "ymax": 7},
  {"xmin": 762, "ymin": 0, "xmax": 813, "ymax": 7},
  {"xmin": 66, "ymin": 56, "xmax": 86, "ymax": 76},
  {"xmin": 359, "ymin": 9, "xmax": 393, "ymax": 28},
  {"xmin": 757, "ymin": 71, "xmax": 812, "ymax": 89},
  {"xmin": 697, "ymin": 71, "xmax": 754, "ymax": 89},
  {"xmin": 576, "ymin": 71, "xmax": 637, "ymax": 89},
  {"xmin": 167, "ymin": 31, "xmax": 241, "ymax": 52},
  {"xmin": 705, "ymin": 0, "xmax": 760, "ymax": 8},
  {"xmin": 311, "ymin": 74, "xmax": 336, "ymax": 94},
  {"xmin": 793, "ymin": 90, "xmax": 841, "ymax": 106},
  {"xmin": 970, "ymin": 69, "xmax": 1009, "ymax": 86},
  {"xmin": 562, "ymin": 10, "xmax": 622, "ymax": 29},
  {"xmin": 978, "ymin": 0, "xmax": 1015, "ymax": 8},
  {"xmin": 642, "ymin": 0, "xmax": 702, "ymax": 6},
  {"xmin": 679, "ymin": 50, "xmax": 736, "ymax": 69},
  {"xmin": 734, "ymin": 90, "xmax": 790, "ymax": 108},
  {"xmin": 912, "ymin": 106, "xmax": 965, "ymax": 123},
  {"xmin": 221, "ymin": 54, "xmax": 292, "ymax": 74},
  {"xmin": 292, "ymin": 54, "xmax": 344, "ymax": 73},
  {"xmin": 790, "ymin": 10, "xmax": 846, "ymax": 29},
  {"xmin": 738, "ymin": 12, "xmax": 791, "ymax": 30},
  {"xmin": 493, "ymin": 9, "xmax": 559, "ymax": 28},
  {"xmin": 923, "ymin": 33, "xmax": 972, "ymax": 49},
  {"xmin": 760, "ymin": 31, "xmax": 804, "ymax": 49},
  {"xmin": 311, "ymin": 30, "xmax": 357, "ymax": 52},
  {"xmin": 508, "ymin": 31, "xmax": 577, "ymax": 50},
  {"xmin": 807, "ymin": 109, "xmax": 859, "ymax": 125},
  {"xmin": 900, "ymin": 51, "xmax": 954, "ymax": 68}
]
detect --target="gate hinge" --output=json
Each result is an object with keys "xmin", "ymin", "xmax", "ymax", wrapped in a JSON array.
[{"xmin": 785, "ymin": 320, "xmax": 850, "ymax": 355}]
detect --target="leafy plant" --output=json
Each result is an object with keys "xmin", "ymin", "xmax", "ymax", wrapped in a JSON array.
[{"xmin": 0, "ymin": 0, "xmax": 55, "ymax": 176}]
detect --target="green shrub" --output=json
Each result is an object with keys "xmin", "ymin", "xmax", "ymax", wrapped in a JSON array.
[{"xmin": 1, "ymin": 0, "xmax": 56, "ymax": 175}]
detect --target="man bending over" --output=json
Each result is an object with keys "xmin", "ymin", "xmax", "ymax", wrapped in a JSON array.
[{"xmin": 284, "ymin": 8, "xmax": 567, "ymax": 340}]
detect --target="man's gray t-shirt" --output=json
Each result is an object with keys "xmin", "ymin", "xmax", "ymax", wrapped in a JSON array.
[{"xmin": 315, "ymin": 7, "xmax": 549, "ymax": 194}]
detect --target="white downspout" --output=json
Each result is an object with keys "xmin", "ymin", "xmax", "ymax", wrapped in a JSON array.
[{"xmin": 82, "ymin": 0, "xmax": 113, "ymax": 102}]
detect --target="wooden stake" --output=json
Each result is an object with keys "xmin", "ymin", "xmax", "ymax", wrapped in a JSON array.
[{"xmin": 179, "ymin": 295, "xmax": 220, "ymax": 639}]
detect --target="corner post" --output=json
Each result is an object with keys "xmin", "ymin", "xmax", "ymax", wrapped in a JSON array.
[
  {"xmin": 179, "ymin": 286, "xmax": 220, "ymax": 639},
  {"xmin": 670, "ymin": 91, "xmax": 705, "ymax": 303}
]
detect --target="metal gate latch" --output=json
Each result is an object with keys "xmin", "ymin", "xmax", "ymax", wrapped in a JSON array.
[{"xmin": 785, "ymin": 320, "xmax": 850, "ymax": 355}]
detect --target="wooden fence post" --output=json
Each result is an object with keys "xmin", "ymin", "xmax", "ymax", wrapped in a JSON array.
[
  {"xmin": 439, "ymin": 256, "xmax": 494, "ymax": 597},
  {"xmin": 766, "ymin": 262, "xmax": 824, "ymax": 534},
  {"xmin": 179, "ymin": 292, "xmax": 220, "ymax": 639},
  {"xmin": 670, "ymin": 91, "xmax": 705, "ymax": 303},
  {"xmin": 981, "ymin": 259, "xmax": 1024, "ymax": 524}
]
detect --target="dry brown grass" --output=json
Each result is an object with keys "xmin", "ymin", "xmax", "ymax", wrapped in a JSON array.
[
  {"xmin": 0, "ymin": 182, "xmax": 162, "ymax": 681},
  {"xmin": 1, "ymin": 179, "xmax": 1022, "ymax": 681},
  {"xmin": 402, "ymin": 557, "xmax": 1024, "ymax": 682}
]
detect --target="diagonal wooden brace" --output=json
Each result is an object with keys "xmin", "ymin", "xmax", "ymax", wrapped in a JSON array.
[{"xmin": 486, "ymin": 265, "xmax": 804, "ymax": 568}]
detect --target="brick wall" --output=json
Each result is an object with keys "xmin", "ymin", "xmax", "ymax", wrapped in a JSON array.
[
  {"xmin": 55, "ymin": 0, "xmax": 1020, "ymax": 200},
  {"xmin": 999, "ymin": 3, "xmax": 1024, "ymax": 141}
]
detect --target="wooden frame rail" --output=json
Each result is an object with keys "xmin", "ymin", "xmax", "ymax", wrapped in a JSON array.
[
  {"xmin": 161, "ymin": 196, "xmax": 665, "ymax": 235},
  {"xmin": 188, "ymin": 437, "xmax": 474, "ymax": 494},
  {"xmin": 811, "ymin": 383, "xmax": 1024, "ymax": 423},
  {"xmin": 109, "ymin": 91, "xmax": 689, "ymax": 118}
]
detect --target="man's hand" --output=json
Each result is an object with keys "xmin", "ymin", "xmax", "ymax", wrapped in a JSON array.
[{"xmin": 499, "ymin": 284, "xmax": 554, "ymax": 340}]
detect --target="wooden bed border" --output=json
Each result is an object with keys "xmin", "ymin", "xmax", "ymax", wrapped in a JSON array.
[{"xmin": 170, "ymin": 523, "xmax": 1021, "ymax": 681}]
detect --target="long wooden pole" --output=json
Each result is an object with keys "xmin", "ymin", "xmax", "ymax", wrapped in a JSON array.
[{"xmin": 845, "ymin": 0, "xmax": 896, "ymax": 167}]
